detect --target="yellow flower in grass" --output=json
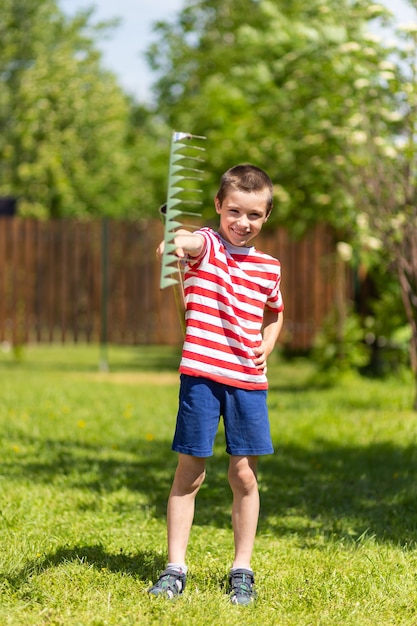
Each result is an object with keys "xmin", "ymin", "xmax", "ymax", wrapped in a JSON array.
[
  {"xmin": 145, "ymin": 433, "xmax": 155, "ymax": 442},
  {"xmin": 124, "ymin": 404, "xmax": 133, "ymax": 419},
  {"xmin": 77, "ymin": 420, "xmax": 86, "ymax": 429}
]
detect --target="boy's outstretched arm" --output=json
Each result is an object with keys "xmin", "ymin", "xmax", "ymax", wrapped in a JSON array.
[
  {"xmin": 253, "ymin": 310, "xmax": 284, "ymax": 373},
  {"xmin": 157, "ymin": 229, "xmax": 205, "ymax": 259}
]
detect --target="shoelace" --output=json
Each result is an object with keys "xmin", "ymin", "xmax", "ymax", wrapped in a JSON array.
[{"xmin": 230, "ymin": 572, "xmax": 253, "ymax": 592}]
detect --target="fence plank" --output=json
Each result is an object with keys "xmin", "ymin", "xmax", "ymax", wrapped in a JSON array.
[{"xmin": 0, "ymin": 218, "xmax": 349, "ymax": 350}]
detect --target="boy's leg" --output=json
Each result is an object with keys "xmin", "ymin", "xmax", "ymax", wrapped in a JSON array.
[
  {"xmin": 167, "ymin": 452, "xmax": 206, "ymax": 564},
  {"xmin": 148, "ymin": 453, "xmax": 206, "ymax": 598},
  {"xmin": 228, "ymin": 455, "xmax": 259, "ymax": 569}
]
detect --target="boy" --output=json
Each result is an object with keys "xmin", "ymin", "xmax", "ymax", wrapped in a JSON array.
[{"xmin": 148, "ymin": 164, "xmax": 284, "ymax": 604}]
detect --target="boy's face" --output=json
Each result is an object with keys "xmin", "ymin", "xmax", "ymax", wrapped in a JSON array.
[{"xmin": 215, "ymin": 189, "xmax": 270, "ymax": 247}]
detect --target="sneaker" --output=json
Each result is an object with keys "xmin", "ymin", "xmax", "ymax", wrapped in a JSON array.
[
  {"xmin": 228, "ymin": 568, "xmax": 257, "ymax": 605},
  {"xmin": 148, "ymin": 568, "xmax": 186, "ymax": 599}
]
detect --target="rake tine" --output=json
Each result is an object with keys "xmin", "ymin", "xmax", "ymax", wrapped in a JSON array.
[{"xmin": 160, "ymin": 130, "xmax": 206, "ymax": 292}]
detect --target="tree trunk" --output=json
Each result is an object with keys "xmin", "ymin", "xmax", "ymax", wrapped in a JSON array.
[{"xmin": 397, "ymin": 264, "xmax": 417, "ymax": 411}]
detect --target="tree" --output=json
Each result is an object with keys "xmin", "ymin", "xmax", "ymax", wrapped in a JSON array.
[
  {"xmin": 0, "ymin": 0, "xmax": 146, "ymax": 218},
  {"xmin": 127, "ymin": 103, "xmax": 172, "ymax": 214},
  {"xmin": 146, "ymin": 0, "xmax": 395, "ymax": 233},
  {"xmin": 341, "ymin": 14, "xmax": 417, "ymax": 409}
]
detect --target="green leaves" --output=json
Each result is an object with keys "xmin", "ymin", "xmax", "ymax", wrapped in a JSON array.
[
  {"xmin": 145, "ymin": 0, "xmax": 398, "ymax": 233},
  {"xmin": 0, "ymin": 0, "xmax": 141, "ymax": 218}
]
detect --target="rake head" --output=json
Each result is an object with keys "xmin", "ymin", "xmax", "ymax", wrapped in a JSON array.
[{"xmin": 160, "ymin": 131, "xmax": 206, "ymax": 290}]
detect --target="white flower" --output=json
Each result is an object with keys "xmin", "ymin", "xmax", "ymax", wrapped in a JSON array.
[
  {"xmin": 379, "ymin": 61, "xmax": 396, "ymax": 71},
  {"xmin": 365, "ymin": 236, "xmax": 382, "ymax": 250},
  {"xmin": 339, "ymin": 41, "xmax": 361, "ymax": 53},
  {"xmin": 357, "ymin": 213, "xmax": 369, "ymax": 229},
  {"xmin": 337, "ymin": 242, "xmax": 353, "ymax": 262},
  {"xmin": 373, "ymin": 136, "xmax": 385, "ymax": 146},
  {"xmin": 364, "ymin": 32, "xmax": 382, "ymax": 43},
  {"xmin": 348, "ymin": 113, "xmax": 364, "ymax": 127},
  {"xmin": 391, "ymin": 214, "xmax": 406, "ymax": 229},
  {"xmin": 382, "ymin": 111, "xmax": 403, "ymax": 122},
  {"xmin": 380, "ymin": 71, "xmax": 395, "ymax": 81},
  {"xmin": 350, "ymin": 130, "xmax": 368, "ymax": 144},
  {"xmin": 382, "ymin": 145, "xmax": 398, "ymax": 158},
  {"xmin": 367, "ymin": 4, "xmax": 390, "ymax": 17},
  {"xmin": 398, "ymin": 22, "xmax": 417, "ymax": 34},
  {"xmin": 354, "ymin": 78, "xmax": 370, "ymax": 89}
]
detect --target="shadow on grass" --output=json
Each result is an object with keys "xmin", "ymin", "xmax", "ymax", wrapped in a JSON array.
[
  {"xmin": 2, "ymin": 435, "xmax": 417, "ymax": 548},
  {"xmin": 3, "ymin": 544, "xmax": 166, "ymax": 589},
  {"xmin": 258, "ymin": 440, "xmax": 417, "ymax": 546},
  {"xmin": 1, "ymin": 436, "xmax": 177, "ymax": 519}
]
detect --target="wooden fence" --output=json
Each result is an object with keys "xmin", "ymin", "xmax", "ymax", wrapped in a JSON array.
[{"xmin": 0, "ymin": 218, "xmax": 349, "ymax": 350}]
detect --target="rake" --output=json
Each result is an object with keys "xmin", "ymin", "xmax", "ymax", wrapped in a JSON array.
[{"xmin": 159, "ymin": 131, "xmax": 206, "ymax": 329}]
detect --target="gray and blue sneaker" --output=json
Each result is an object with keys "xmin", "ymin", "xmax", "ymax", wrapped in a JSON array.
[
  {"xmin": 228, "ymin": 568, "xmax": 257, "ymax": 605},
  {"xmin": 148, "ymin": 568, "xmax": 186, "ymax": 599}
]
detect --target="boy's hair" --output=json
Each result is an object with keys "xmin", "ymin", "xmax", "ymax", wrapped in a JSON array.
[{"xmin": 216, "ymin": 164, "xmax": 274, "ymax": 215}]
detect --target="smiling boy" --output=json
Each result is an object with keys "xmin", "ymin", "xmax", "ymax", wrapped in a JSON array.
[{"xmin": 148, "ymin": 164, "xmax": 284, "ymax": 604}]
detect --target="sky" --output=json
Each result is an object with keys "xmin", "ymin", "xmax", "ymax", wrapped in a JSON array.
[{"xmin": 59, "ymin": 0, "xmax": 416, "ymax": 104}]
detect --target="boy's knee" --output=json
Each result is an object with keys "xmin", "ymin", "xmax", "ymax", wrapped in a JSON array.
[
  {"xmin": 228, "ymin": 462, "xmax": 257, "ymax": 494},
  {"xmin": 174, "ymin": 457, "xmax": 206, "ymax": 493}
]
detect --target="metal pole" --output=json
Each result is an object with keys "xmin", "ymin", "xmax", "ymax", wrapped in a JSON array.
[{"xmin": 99, "ymin": 217, "xmax": 109, "ymax": 371}]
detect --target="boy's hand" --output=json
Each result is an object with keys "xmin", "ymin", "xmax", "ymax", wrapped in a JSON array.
[
  {"xmin": 156, "ymin": 240, "xmax": 165, "ymax": 258},
  {"xmin": 156, "ymin": 239, "xmax": 187, "ymax": 259},
  {"xmin": 156, "ymin": 229, "xmax": 204, "ymax": 259},
  {"xmin": 253, "ymin": 344, "xmax": 268, "ymax": 374},
  {"xmin": 256, "ymin": 310, "xmax": 283, "ymax": 375}
]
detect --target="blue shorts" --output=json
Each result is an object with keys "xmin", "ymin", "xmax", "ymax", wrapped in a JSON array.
[{"xmin": 172, "ymin": 374, "xmax": 274, "ymax": 457}]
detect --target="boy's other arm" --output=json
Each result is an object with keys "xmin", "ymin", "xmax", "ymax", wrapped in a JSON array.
[
  {"xmin": 156, "ymin": 229, "xmax": 205, "ymax": 259},
  {"xmin": 253, "ymin": 310, "xmax": 284, "ymax": 373}
]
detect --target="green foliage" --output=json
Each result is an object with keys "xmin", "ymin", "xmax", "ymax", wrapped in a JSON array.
[
  {"xmin": 311, "ymin": 306, "xmax": 369, "ymax": 377},
  {"xmin": 363, "ymin": 283, "xmax": 409, "ymax": 345},
  {"xmin": 339, "ymin": 11, "xmax": 417, "ymax": 392},
  {"xmin": 147, "ymin": 0, "xmax": 396, "ymax": 234},
  {"xmin": 0, "ymin": 0, "xmax": 154, "ymax": 219},
  {"xmin": 127, "ymin": 104, "xmax": 172, "ymax": 214},
  {"xmin": 311, "ymin": 286, "xmax": 411, "ymax": 380},
  {"xmin": 0, "ymin": 344, "xmax": 417, "ymax": 625}
]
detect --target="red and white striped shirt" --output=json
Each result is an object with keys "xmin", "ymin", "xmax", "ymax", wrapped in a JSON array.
[{"xmin": 179, "ymin": 228, "xmax": 284, "ymax": 390}]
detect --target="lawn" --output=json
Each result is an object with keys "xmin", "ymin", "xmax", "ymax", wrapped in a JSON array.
[{"xmin": 1, "ymin": 344, "xmax": 417, "ymax": 625}]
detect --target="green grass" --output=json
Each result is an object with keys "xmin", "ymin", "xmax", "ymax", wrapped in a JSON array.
[{"xmin": 1, "ymin": 344, "xmax": 417, "ymax": 625}]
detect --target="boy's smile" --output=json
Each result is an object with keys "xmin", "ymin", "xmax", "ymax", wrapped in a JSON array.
[{"xmin": 215, "ymin": 190, "xmax": 270, "ymax": 247}]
